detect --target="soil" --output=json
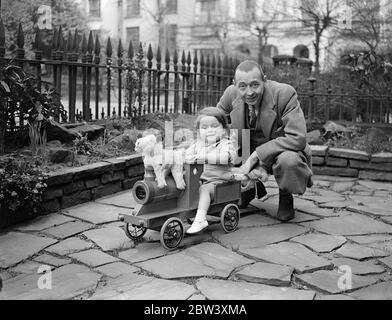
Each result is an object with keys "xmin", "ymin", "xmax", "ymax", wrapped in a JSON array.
[
  {"xmin": 2, "ymin": 113, "xmax": 199, "ymax": 174},
  {"xmin": 323, "ymin": 125, "xmax": 392, "ymax": 154}
]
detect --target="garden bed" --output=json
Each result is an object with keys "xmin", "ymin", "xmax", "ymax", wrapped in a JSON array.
[{"xmin": 1, "ymin": 113, "xmax": 392, "ymax": 230}]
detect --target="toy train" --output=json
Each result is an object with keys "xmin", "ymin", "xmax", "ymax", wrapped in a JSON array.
[{"xmin": 119, "ymin": 163, "xmax": 242, "ymax": 250}]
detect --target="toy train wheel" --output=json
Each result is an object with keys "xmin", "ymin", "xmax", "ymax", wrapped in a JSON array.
[
  {"xmin": 220, "ymin": 204, "xmax": 240, "ymax": 233},
  {"xmin": 124, "ymin": 223, "xmax": 147, "ymax": 240},
  {"xmin": 160, "ymin": 218, "xmax": 184, "ymax": 250}
]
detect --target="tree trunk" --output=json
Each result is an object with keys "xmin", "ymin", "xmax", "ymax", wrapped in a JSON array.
[
  {"xmin": 0, "ymin": 99, "xmax": 6, "ymax": 155},
  {"xmin": 258, "ymin": 30, "xmax": 264, "ymax": 66},
  {"xmin": 314, "ymin": 26, "xmax": 321, "ymax": 74}
]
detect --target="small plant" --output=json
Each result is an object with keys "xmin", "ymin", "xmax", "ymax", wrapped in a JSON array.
[
  {"xmin": 125, "ymin": 45, "xmax": 146, "ymax": 118},
  {"xmin": 73, "ymin": 134, "xmax": 94, "ymax": 156},
  {"xmin": 0, "ymin": 158, "xmax": 48, "ymax": 214},
  {"xmin": 28, "ymin": 104, "xmax": 47, "ymax": 156}
]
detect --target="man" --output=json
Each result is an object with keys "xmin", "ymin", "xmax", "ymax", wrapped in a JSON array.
[{"xmin": 217, "ymin": 60, "xmax": 313, "ymax": 221}]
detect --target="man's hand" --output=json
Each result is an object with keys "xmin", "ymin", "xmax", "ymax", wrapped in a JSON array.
[
  {"xmin": 240, "ymin": 151, "xmax": 259, "ymax": 174},
  {"xmin": 247, "ymin": 167, "xmax": 269, "ymax": 182}
]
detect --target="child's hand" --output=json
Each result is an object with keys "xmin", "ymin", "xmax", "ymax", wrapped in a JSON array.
[
  {"xmin": 233, "ymin": 173, "xmax": 249, "ymax": 181},
  {"xmin": 185, "ymin": 154, "xmax": 198, "ymax": 164}
]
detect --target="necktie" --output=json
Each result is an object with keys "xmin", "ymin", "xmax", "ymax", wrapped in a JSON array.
[{"xmin": 249, "ymin": 105, "xmax": 256, "ymax": 128}]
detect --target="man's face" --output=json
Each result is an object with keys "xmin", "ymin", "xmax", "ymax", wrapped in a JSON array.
[{"xmin": 235, "ymin": 67, "xmax": 265, "ymax": 106}]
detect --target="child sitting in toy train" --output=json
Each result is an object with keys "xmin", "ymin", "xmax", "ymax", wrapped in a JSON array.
[{"xmin": 135, "ymin": 107, "xmax": 262, "ymax": 235}]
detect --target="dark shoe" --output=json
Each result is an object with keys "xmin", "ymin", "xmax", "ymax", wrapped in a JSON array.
[
  {"xmin": 238, "ymin": 181, "xmax": 267, "ymax": 208},
  {"xmin": 277, "ymin": 190, "xmax": 295, "ymax": 222}
]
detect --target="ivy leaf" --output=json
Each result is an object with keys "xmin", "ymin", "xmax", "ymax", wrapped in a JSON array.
[{"xmin": 0, "ymin": 81, "xmax": 10, "ymax": 93}]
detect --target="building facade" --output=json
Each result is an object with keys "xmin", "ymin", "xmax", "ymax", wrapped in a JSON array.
[{"xmin": 77, "ymin": 0, "xmax": 392, "ymax": 71}]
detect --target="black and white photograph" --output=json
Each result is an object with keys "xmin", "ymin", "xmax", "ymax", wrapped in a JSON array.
[{"xmin": 1, "ymin": 0, "xmax": 392, "ymax": 304}]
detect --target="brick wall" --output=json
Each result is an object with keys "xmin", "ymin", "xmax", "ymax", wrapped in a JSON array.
[
  {"xmin": 42, "ymin": 154, "xmax": 144, "ymax": 214},
  {"xmin": 311, "ymin": 146, "xmax": 392, "ymax": 182}
]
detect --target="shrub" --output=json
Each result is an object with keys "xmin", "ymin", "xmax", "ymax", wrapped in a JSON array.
[
  {"xmin": 0, "ymin": 158, "xmax": 48, "ymax": 214},
  {"xmin": 0, "ymin": 60, "xmax": 67, "ymax": 154},
  {"xmin": 73, "ymin": 134, "xmax": 94, "ymax": 156}
]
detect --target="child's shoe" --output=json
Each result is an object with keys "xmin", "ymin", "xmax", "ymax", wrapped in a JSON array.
[{"xmin": 186, "ymin": 220, "xmax": 208, "ymax": 234}]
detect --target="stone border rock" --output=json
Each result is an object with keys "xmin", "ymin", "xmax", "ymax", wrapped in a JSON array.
[
  {"xmin": 41, "ymin": 154, "xmax": 144, "ymax": 215},
  {"xmin": 310, "ymin": 146, "xmax": 392, "ymax": 182}
]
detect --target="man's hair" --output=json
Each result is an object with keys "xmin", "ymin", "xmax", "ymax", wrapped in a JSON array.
[{"xmin": 235, "ymin": 60, "xmax": 266, "ymax": 80}]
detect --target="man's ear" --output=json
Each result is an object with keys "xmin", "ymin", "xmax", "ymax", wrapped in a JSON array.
[{"xmin": 262, "ymin": 75, "xmax": 267, "ymax": 82}]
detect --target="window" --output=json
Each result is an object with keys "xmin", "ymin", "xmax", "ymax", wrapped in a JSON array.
[
  {"xmin": 165, "ymin": 0, "xmax": 178, "ymax": 14},
  {"xmin": 127, "ymin": 0, "xmax": 140, "ymax": 17},
  {"xmin": 126, "ymin": 27, "xmax": 140, "ymax": 46},
  {"xmin": 200, "ymin": 0, "xmax": 217, "ymax": 12},
  {"xmin": 246, "ymin": 0, "xmax": 256, "ymax": 10},
  {"xmin": 89, "ymin": 0, "xmax": 101, "ymax": 18},
  {"xmin": 165, "ymin": 24, "xmax": 177, "ymax": 50}
]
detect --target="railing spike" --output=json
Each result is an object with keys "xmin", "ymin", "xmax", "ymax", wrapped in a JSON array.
[
  {"xmin": 147, "ymin": 43, "xmax": 153, "ymax": 61},
  {"xmin": 87, "ymin": 31, "xmax": 94, "ymax": 53},
  {"xmin": 106, "ymin": 37, "xmax": 113, "ymax": 57},
  {"xmin": 81, "ymin": 33, "xmax": 87, "ymax": 53},
  {"xmin": 52, "ymin": 27, "xmax": 58, "ymax": 50},
  {"xmin": 33, "ymin": 29, "xmax": 42, "ymax": 51},
  {"xmin": 73, "ymin": 29, "xmax": 79, "ymax": 52},
  {"xmin": 65, "ymin": 30, "xmax": 72, "ymax": 53},
  {"xmin": 181, "ymin": 50, "xmax": 186, "ymax": 65},
  {"xmin": 94, "ymin": 34, "xmax": 101, "ymax": 55},
  {"xmin": 193, "ymin": 51, "xmax": 198, "ymax": 66},
  {"xmin": 165, "ymin": 48, "xmax": 170, "ymax": 64},
  {"xmin": 217, "ymin": 55, "xmax": 222, "ymax": 69},
  {"xmin": 0, "ymin": 19, "xmax": 5, "ymax": 49},
  {"xmin": 117, "ymin": 38, "xmax": 124, "ymax": 58},
  {"xmin": 16, "ymin": 23, "xmax": 25, "ymax": 49},
  {"xmin": 156, "ymin": 46, "xmax": 161, "ymax": 62}
]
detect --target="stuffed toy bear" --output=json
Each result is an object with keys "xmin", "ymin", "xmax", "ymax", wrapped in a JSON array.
[{"xmin": 135, "ymin": 134, "xmax": 186, "ymax": 190}]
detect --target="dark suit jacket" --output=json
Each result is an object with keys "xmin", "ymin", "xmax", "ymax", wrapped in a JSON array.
[{"xmin": 217, "ymin": 80, "xmax": 312, "ymax": 168}]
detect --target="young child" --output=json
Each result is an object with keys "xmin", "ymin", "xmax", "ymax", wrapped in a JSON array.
[{"xmin": 185, "ymin": 107, "xmax": 237, "ymax": 234}]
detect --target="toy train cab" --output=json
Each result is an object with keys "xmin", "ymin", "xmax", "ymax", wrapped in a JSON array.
[{"xmin": 119, "ymin": 163, "xmax": 242, "ymax": 250}]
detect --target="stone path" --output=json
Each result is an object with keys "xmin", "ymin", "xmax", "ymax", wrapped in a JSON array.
[{"xmin": 1, "ymin": 175, "xmax": 392, "ymax": 300}]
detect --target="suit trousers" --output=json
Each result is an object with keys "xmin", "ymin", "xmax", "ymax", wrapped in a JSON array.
[{"xmin": 269, "ymin": 151, "xmax": 313, "ymax": 195}]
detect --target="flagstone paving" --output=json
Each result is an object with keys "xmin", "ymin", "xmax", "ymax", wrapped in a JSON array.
[
  {"xmin": 240, "ymin": 242, "xmax": 333, "ymax": 273},
  {"xmin": 1, "ymin": 175, "xmax": 392, "ymax": 300},
  {"xmin": 15, "ymin": 214, "xmax": 76, "ymax": 232},
  {"xmin": 94, "ymin": 262, "xmax": 140, "ymax": 278},
  {"xmin": 234, "ymin": 262, "xmax": 293, "ymax": 286},
  {"xmin": 135, "ymin": 243, "xmax": 253, "ymax": 279},
  {"xmin": 196, "ymin": 278, "xmax": 316, "ymax": 300},
  {"xmin": 0, "ymin": 232, "xmax": 58, "ymax": 268},
  {"xmin": 331, "ymin": 258, "xmax": 385, "ymax": 275},
  {"xmin": 295, "ymin": 270, "xmax": 378, "ymax": 294},
  {"xmin": 42, "ymin": 221, "xmax": 95, "ymax": 239},
  {"xmin": 82, "ymin": 227, "xmax": 134, "ymax": 252},
  {"xmin": 348, "ymin": 281, "xmax": 392, "ymax": 300},
  {"xmin": 335, "ymin": 243, "xmax": 389, "ymax": 260},
  {"xmin": 69, "ymin": 249, "xmax": 120, "ymax": 267},
  {"xmin": 290, "ymin": 234, "xmax": 347, "ymax": 253}
]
